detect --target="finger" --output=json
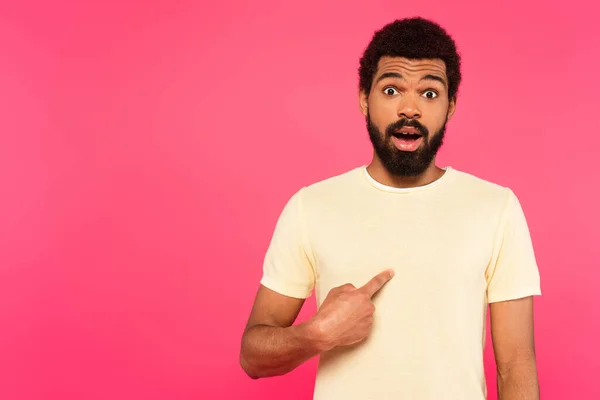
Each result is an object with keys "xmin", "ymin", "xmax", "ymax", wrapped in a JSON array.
[
  {"xmin": 339, "ymin": 283, "xmax": 356, "ymax": 291},
  {"xmin": 332, "ymin": 283, "xmax": 355, "ymax": 293},
  {"xmin": 359, "ymin": 269, "xmax": 395, "ymax": 298}
]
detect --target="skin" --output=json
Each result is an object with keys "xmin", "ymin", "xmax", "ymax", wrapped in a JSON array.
[
  {"xmin": 360, "ymin": 56, "xmax": 455, "ymax": 187},
  {"xmin": 491, "ymin": 296, "xmax": 540, "ymax": 400},
  {"xmin": 240, "ymin": 56, "xmax": 539, "ymax": 399},
  {"xmin": 239, "ymin": 270, "xmax": 395, "ymax": 378}
]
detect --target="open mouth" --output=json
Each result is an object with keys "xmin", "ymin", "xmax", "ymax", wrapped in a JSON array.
[
  {"xmin": 392, "ymin": 132, "xmax": 422, "ymax": 141},
  {"xmin": 391, "ymin": 128, "xmax": 424, "ymax": 152}
]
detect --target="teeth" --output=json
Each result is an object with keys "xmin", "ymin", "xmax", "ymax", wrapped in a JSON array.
[{"xmin": 394, "ymin": 132, "xmax": 420, "ymax": 137}]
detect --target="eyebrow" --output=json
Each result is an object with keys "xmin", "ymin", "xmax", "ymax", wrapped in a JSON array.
[{"xmin": 375, "ymin": 72, "xmax": 447, "ymax": 88}]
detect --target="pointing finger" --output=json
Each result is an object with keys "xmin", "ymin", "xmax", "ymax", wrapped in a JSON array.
[{"xmin": 359, "ymin": 269, "xmax": 395, "ymax": 298}]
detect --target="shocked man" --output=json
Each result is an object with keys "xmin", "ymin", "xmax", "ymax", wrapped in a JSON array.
[{"xmin": 240, "ymin": 17, "xmax": 541, "ymax": 400}]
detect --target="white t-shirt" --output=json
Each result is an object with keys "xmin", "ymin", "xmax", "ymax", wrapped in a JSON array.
[{"xmin": 260, "ymin": 165, "xmax": 541, "ymax": 400}]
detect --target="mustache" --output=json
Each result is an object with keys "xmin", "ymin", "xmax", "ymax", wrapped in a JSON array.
[{"xmin": 385, "ymin": 118, "xmax": 429, "ymax": 137}]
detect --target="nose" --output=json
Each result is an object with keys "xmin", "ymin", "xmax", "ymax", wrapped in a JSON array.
[{"xmin": 398, "ymin": 94, "xmax": 421, "ymax": 119}]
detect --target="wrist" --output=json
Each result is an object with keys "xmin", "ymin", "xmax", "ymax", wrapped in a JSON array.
[{"xmin": 295, "ymin": 318, "xmax": 335, "ymax": 353}]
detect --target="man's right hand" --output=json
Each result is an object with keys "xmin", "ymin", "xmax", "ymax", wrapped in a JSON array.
[{"xmin": 307, "ymin": 269, "xmax": 395, "ymax": 351}]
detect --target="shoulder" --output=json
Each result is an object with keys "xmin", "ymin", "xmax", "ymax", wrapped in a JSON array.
[
  {"xmin": 278, "ymin": 167, "xmax": 364, "ymax": 216},
  {"xmin": 449, "ymin": 167, "xmax": 515, "ymax": 202},
  {"xmin": 445, "ymin": 168, "xmax": 526, "ymax": 220},
  {"xmin": 298, "ymin": 166, "xmax": 364, "ymax": 198}
]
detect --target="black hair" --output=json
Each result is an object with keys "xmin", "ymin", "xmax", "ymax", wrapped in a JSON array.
[{"xmin": 359, "ymin": 17, "xmax": 462, "ymax": 100}]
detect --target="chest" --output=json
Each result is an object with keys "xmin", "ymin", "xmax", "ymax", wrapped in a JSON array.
[{"xmin": 306, "ymin": 197, "xmax": 498, "ymax": 304}]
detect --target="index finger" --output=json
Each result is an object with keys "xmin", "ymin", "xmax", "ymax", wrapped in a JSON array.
[{"xmin": 359, "ymin": 269, "xmax": 395, "ymax": 298}]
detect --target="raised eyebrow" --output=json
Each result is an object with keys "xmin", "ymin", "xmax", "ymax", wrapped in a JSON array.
[
  {"xmin": 419, "ymin": 74, "xmax": 447, "ymax": 88},
  {"xmin": 375, "ymin": 72, "xmax": 403, "ymax": 84},
  {"xmin": 375, "ymin": 72, "xmax": 447, "ymax": 89}
]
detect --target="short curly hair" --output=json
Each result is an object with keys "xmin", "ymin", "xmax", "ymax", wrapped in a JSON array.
[{"xmin": 359, "ymin": 17, "xmax": 462, "ymax": 100}]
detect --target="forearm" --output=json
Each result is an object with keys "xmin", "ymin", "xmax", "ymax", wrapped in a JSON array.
[
  {"xmin": 497, "ymin": 359, "xmax": 540, "ymax": 400},
  {"xmin": 240, "ymin": 321, "xmax": 325, "ymax": 379}
]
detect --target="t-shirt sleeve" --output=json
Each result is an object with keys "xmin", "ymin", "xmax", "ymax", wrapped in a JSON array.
[
  {"xmin": 486, "ymin": 189, "xmax": 542, "ymax": 303},
  {"xmin": 260, "ymin": 188, "xmax": 316, "ymax": 299}
]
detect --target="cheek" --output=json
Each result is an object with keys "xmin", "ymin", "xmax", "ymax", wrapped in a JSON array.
[
  {"xmin": 421, "ymin": 101, "xmax": 450, "ymax": 129},
  {"xmin": 369, "ymin": 99, "xmax": 398, "ymax": 128}
]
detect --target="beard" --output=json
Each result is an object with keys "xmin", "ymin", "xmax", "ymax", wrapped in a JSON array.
[{"xmin": 366, "ymin": 112, "xmax": 447, "ymax": 177}]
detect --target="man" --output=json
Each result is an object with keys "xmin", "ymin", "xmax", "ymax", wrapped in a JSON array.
[{"xmin": 239, "ymin": 17, "xmax": 541, "ymax": 400}]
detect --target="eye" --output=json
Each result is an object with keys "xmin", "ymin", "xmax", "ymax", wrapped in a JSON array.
[
  {"xmin": 383, "ymin": 87, "xmax": 399, "ymax": 96},
  {"xmin": 423, "ymin": 90, "xmax": 438, "ymax": 99}
]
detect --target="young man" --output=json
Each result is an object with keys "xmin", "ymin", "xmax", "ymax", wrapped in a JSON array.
[{"xmin": 240, "ymin": 17, "xmax": 541, "ymax": 400}]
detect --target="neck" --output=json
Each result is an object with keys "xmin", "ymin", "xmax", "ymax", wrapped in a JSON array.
[{"xmin": 366, "ymin": 157, "xmax": 445, "ymax": 189}]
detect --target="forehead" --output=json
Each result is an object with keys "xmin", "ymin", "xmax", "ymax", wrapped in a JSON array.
[{"xmin": 375, "ymin": 56, "xmax": 447, "ymax": 80}]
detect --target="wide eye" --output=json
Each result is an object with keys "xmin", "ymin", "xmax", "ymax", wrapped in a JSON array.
[
  {"xmin": 383, "ymin": 87, "xmax": 399, "ymax": 96},
  {"xmin": 423, "ymin": 90, "xmax": 438, "ymax": 99}
]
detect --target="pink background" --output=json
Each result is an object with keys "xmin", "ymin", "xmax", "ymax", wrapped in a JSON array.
[{"xmin": 1, "ymin": 1, "xmax": 598, "ymax": 399}]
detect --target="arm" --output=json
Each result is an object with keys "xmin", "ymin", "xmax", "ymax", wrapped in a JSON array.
[
  {"xmin": 490, "ymin": 296, "xmax": 539, "ymax": 400},
  {"xmin": 239, "ymin": 285, "xmax": 325, "ymax": 379},
  {"xmin": 240, "ymin": 271, "xmax": 394, "ymax": 379}
]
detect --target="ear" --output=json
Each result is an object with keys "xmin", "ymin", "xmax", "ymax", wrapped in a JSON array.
[
  {"xmin": 447, "ymin": 97, "xmax": 457, "ymax": 120},
  {"xmin": 359, "ymin": 90, "xmax": 369, "ymax": 117}
]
